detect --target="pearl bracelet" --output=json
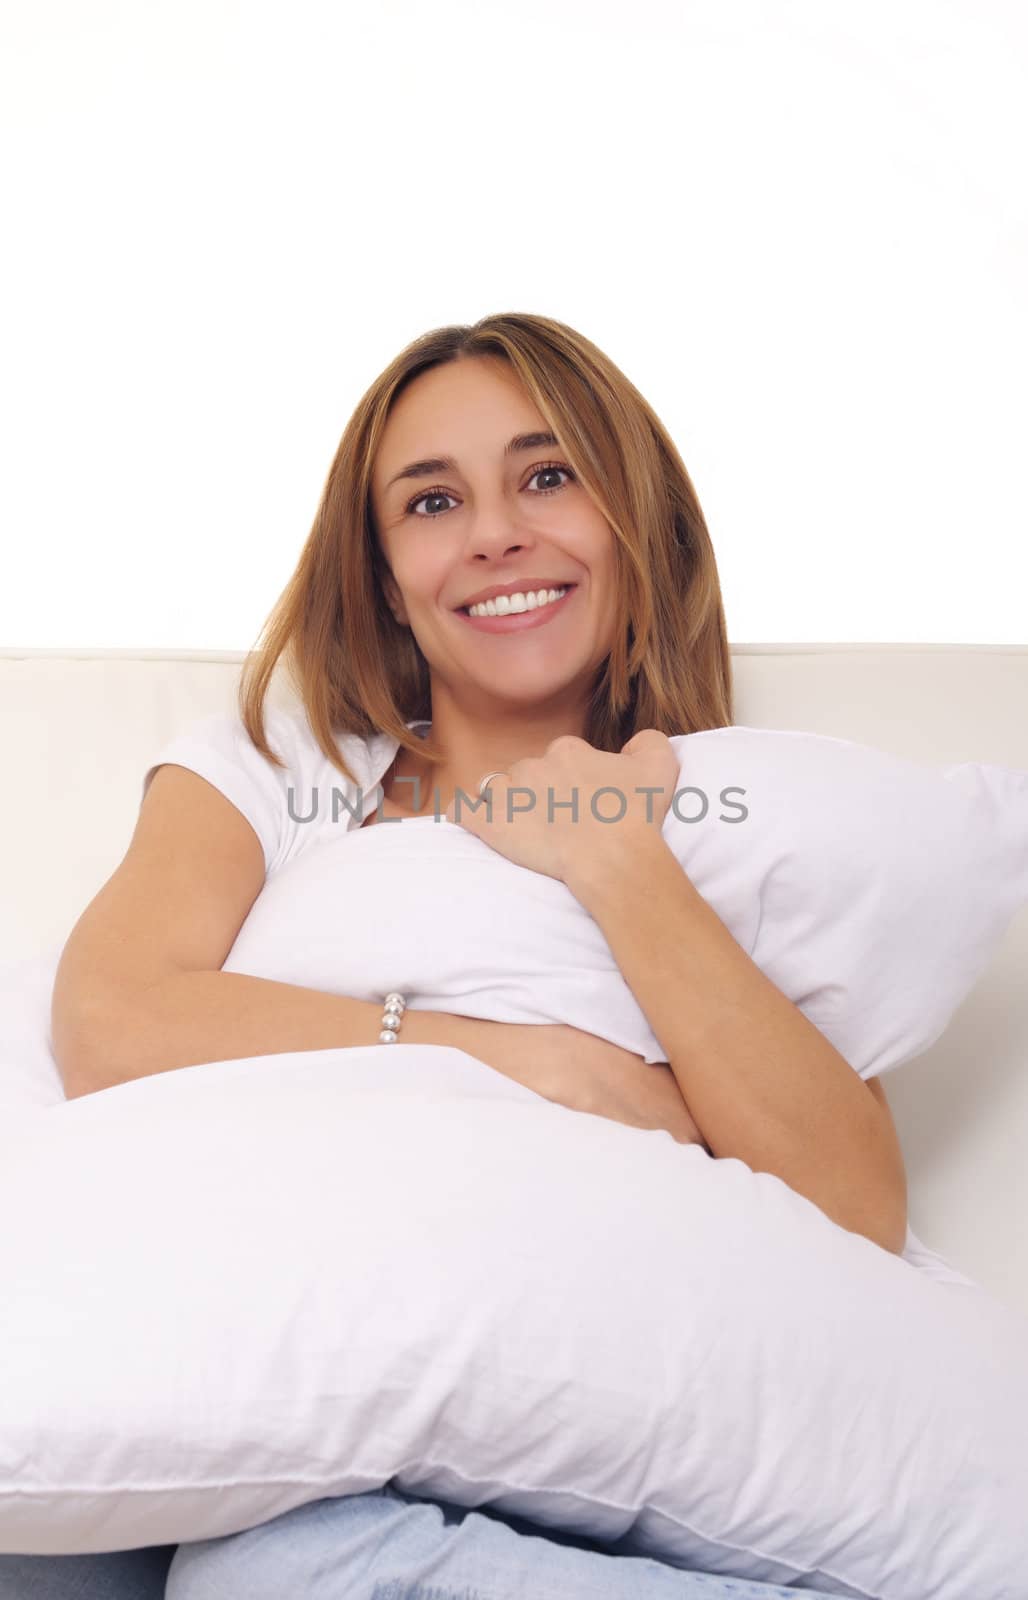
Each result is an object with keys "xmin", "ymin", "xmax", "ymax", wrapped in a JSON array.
[{"xmin": 379, "ymin": 992, "xmax": 407, "ymax": 1044}]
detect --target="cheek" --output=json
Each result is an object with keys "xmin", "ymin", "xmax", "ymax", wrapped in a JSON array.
[
  {"xmin": 585, "ymin": 532, "xmax": 619, "ymax": 596},
  {"xmin": 394, "ymin": 551, "xmax": 448, "ymax": 601},
  {"xmin": 582, "ymin": 515, "xmax": 617, "ymax": 568}
]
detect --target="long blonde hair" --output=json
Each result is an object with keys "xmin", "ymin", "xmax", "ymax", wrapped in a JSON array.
[{"xmin": 239, "ymin": 311, "xmax": 734, "ymax": 784}]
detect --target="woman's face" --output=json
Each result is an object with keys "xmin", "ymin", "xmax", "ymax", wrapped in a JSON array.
[{"xmin": 369, "ymin": 355, "xmax": 619, "ymax": 711}]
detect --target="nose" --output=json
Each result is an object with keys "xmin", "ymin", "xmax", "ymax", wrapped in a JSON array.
[{"xmin": 461, "ymin": 508, "xmax": 537, "ymax": 565}]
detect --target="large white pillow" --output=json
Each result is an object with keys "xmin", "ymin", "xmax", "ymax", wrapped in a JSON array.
[
  {"xmin": 0, "ymin": 944, "xmax": 977, "ymax": 1288},
  {"xmin": 1, "ymin": 1047, "xmax": 1026, "ymax": 1600}
]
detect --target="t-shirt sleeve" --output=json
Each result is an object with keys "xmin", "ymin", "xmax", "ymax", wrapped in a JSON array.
[{"xmin": 140, "ymin": 709, "xmax": 292, "ymax": 879}]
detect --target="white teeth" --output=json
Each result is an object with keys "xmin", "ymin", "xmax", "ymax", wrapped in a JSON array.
[{"xmin": 467, "ymin": 586, "xmax": 568, "ymax": 619}]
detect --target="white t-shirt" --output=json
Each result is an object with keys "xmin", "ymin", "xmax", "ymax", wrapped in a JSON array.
[{"xmin": 140, "ymin": 702, "xmax": 673, "ymax": 1062}]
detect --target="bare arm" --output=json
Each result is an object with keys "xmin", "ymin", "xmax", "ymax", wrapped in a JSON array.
[
  {"xmin": 564, "ymin": 833, "xmax": 908, "ymax": 1253},
  {"xmin": 51, "ymin": 763, "xmax": 499, "ymax": 1099},
  {"xmin": 57, "ymin": 965, "xmax": 495, "ymax": 1097},
  {"xmin": 62, "ymin": 961, "xmax": 704, "ymax": 1153}
]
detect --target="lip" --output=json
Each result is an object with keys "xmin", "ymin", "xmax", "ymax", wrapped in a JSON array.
[
  {"xmin": 455, "ymin": 585, "xmax": 578, "ymax": 634},
  {"xmin": 455, "ymin": 579, "xmax": 577, "ymax": 610}
]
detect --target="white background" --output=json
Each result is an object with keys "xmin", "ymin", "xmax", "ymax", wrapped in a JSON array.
[{"xmin": 2, "ymin": 0, "xmax": 1025, "ymax": 649}]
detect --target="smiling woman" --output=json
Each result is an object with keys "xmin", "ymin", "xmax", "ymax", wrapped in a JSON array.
[
  {"xmin": 221, "ymin": 308, "xmax": 907, "ymax": 1240},
  {"xmin": 29, "ymin": 313, "xmax": 912, "ymax": 1600}
]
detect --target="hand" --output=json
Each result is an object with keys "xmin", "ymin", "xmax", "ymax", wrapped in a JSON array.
[
  {"xmin": 588, "ymin": 1055, "xmax": 711, "ymax": 1151},
  {"xmin": 444, "ymin": 729, "xmax": 681, "ymax": 886},
  {"xmin": 442, "ymin": 1013, "xmax": 708, "ymax": 1150}
]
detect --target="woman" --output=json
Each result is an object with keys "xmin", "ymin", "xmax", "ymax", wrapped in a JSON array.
[{"xmin": 16, "ymin": 312, "xmax": 903, "ymax": 1598}]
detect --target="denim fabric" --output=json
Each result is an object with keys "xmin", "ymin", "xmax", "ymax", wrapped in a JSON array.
[
  {"xmin": 0, "ymin": 1487, "xmax": 846, "ymax": 1600},
  {"xmin": 0, "ymin": 1542, "xmax": 176, "ymax": 1598}
]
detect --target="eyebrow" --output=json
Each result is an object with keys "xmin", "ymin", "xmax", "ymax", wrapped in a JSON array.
[{"xmin": 383, "ymin": 431, "xmax": 560, "ymax": 493}]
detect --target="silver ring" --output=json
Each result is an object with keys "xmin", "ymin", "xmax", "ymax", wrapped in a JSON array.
[{"xmin": 477, "ymin": 770, "xmax": 506, "ymax": 798}]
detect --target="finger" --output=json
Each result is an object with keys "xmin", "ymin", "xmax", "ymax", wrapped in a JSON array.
[{"xmin": 620, "ymin": 727, "xmax": 661, "ymax": 754}]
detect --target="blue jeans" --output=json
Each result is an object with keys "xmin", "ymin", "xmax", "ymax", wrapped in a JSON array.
[{"xmin": 0, "ymin": 1485, "xmax": 846, "ymax": 1599}]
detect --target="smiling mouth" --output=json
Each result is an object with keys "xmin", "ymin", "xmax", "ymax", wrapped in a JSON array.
[
  {"xmin": 455, "ymin": 584, "xmax": 579, "ymax": 632},
  {"xmin": 457, "ymin": 584, "xmax": 577, "ymax": 616}
]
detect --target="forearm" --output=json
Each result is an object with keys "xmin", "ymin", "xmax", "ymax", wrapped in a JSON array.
[
  {"xmin": 565, "ymin": 836, "xmax": 908, "ymax": 1253},
  {"xmin": 61, "ymin": 969, "xmax": 465, "ymax": 1098},
  {"xmin": 62, "ymin": 965, "xmax": 698, "ymax": 1153}
]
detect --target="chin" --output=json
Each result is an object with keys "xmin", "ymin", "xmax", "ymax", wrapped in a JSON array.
[{"xmin": 473, "ymin": 673, "xmax": 585, "ymax": 705}]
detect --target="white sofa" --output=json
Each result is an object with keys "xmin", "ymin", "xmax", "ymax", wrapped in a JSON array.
[{"xmin": 2, "ymin": 643, "xmax": 1026, "ymax": 1323}]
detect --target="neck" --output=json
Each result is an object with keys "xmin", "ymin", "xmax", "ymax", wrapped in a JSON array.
[{"xmin": 395, "ymin": 686, "xmax": 593, "ymax": 817}]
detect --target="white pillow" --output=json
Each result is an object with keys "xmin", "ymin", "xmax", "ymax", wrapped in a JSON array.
[
  {"xmin": 1, "ymin": 1048, "xmax": 1025, "ymax": 1599},
  {"xmin": 139, "ymin": 724, "xmax": 1027, "ymax": 1086},
  {"xmin": 659, "ymin": 728, "xmax": 1028, "ymax": 1077}
]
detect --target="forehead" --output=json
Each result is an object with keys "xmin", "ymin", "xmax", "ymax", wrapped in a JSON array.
[{"xmin": 373, "ymin": 358, "xmax": 552, "ymax": 491}]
